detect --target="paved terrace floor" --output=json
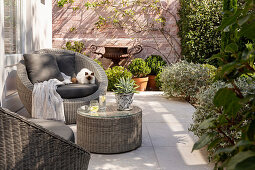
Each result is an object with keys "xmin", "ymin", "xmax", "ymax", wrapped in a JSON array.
[{"xmin": 69, "ymin": 92, "xmax": 213, "ymax": 170}]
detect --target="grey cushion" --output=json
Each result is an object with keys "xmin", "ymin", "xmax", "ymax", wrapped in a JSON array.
[
  {"xmin": 23, "ymin": 53, "xmax": 64, "ymax": 84},
  {"xmin": 57, "ymin": 84, "xmax": 98, "ymax": 99},
  {"xmin": 55, "ymin": 53, "xmax": 76, "ymax": 77},
  {"xmin": 28, "ymin": 119, "xmax": 75, "ymax": 142}
]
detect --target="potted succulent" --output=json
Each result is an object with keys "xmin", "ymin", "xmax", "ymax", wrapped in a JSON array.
[
  {"xmin": 128, "ymin": 58, "xmax": 151, "ymax": 91},
  {"xmin": 114, "ymin": 77, "xmax": 138, "ymax": 111},
  {"xmin": 145, "ymin": 55, "xmax": 167, "ymax": 90}
]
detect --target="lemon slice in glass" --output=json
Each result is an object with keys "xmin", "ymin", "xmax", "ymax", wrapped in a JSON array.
[
  {"xmin": 100, "ymin": 96, "xmax": 106, "ymax": 103},
  {"xmin": 90, "ymin": 106, "xmax": 99, "ymax": 112}
]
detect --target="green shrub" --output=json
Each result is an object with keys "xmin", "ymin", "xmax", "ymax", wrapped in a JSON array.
[
  {"xmin": 63, "ymin": 41, "xmax": 85, "ymax": 53},
  {"xmin": 128, "ymin": 58, "xmax": 151, "ymax": 78},
  {"xmin": 190, "ymin": 77, "xmax": 255, "ymax": 158},
  {"xmin": 160, "ymin": 61, "xmax": 215, "ymax": 102},
  {"xmin": 178, "ymin": 0, "xmax": 222, "ymax": 65},
  {"xmin": 155, "ymin": 70, "xmax": 163, "ymax": 88},
  {"xmin": 105, "ymin": 66, "xmax": 132, "ymax": 91},
  {"xmin": 145, "ymin": 55, "xmax": 167, "ymax": 75}
]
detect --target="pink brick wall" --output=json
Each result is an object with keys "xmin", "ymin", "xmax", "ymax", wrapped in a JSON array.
[{"xmin": 52, "ymin": 0, "xmax": 181, "ymax": 67}]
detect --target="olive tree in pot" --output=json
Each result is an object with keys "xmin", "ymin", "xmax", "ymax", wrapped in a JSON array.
[
  {"xmin": 145, "ymin": 55, "xmax": 167, "ymax": 90},
  {"xmin": 114, "ymin": 77, "xmax": 138, "ymax": 111},
  {"xmin": 128, "ymin": 58, "xmax": 151, "ymax": 91}
]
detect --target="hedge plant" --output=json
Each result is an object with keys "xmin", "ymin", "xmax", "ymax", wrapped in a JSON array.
[
  {"xmin": 178, "ymin": 0, "xmax": 222, "ymax": 65},
  {"xmin": 128, "ymin": 58, "xmax": 151, "ymax": 78},
  {"xmin": 145, "ymin": 55, "xmax": 167, "ymax": 75},
  {"xmin": 105, "ymin": 66, "xmax": 132, "ymax": 91},
  {"xmin": 160, "ymin": 61, "xmax": 215, "ymax": 103}
]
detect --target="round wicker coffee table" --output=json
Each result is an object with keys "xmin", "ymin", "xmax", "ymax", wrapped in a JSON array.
[{"xmin": 77, "ymin": 105, "xmax": 142, "ymax": 154}]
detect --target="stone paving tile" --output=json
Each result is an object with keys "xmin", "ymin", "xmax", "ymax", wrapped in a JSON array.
[
  {"xmin": 154, "ymin": 146, "xmax": 213, "ymax": 170},
  {"xmin": 89, "ymin": 147, "xmax": 160, "ymax": 170},
  {"xmin": 146, "ymin": 122, "xmax": 195, "ymax": 147}
]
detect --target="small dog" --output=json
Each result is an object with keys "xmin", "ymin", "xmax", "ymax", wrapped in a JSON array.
[{"xmin": 76, "ymin": 68, "xmax": 95, "ymax": 84}]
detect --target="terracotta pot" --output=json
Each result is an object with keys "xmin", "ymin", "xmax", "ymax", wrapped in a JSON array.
[
  {"xmin": 147, "ymin": 75, "xmax": 159, "ymax": 91},
  {"xmin": 133, "ymin": 77, "xmax": 149, "ymax": 91}
]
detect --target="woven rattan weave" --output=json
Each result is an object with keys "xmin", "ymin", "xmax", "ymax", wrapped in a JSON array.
[
  {"xmin": 16, "ymin": 48, "xmax": 108, "ymax": 124},
  {"xmin": 0, "ymin": 107, "xmax": 90, "ymax": 170},
  {"xmin": 77, "ymin": 105, "xmax": 142, "ymax": 153}
]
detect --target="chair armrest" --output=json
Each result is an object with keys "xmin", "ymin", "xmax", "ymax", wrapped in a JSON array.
[
  {"xmin": 16, "ymin": 60, "xmax": 34, "ymax": 91},
  {"xmin": 0, "ymin": 107, "xmax": 90, "ymax": 170}
]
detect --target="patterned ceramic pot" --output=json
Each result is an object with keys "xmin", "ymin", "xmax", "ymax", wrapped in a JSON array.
[{"xmin": 115, "ymin": 93, "xmax": 134, "ymax": 111}]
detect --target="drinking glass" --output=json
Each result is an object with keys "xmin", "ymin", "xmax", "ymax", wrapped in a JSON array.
[
  {"xmin": 99, "ymin": 95, "xmax": 106, "ymax": 111},
  {"xmin": 90, "ymin": 100, "xmax": 99, "ymax": 113},
  {"xmin": 99, "ymin": 89, "xmax": 107, "ymax": 112}
]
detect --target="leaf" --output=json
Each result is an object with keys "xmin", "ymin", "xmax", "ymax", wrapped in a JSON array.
[
  {"xmin": 213, "ymin": 88, "xmax": 242, "ymax": 115},
  {"xmin": 215, "ymin": 140, "xmax": 253, "ymax": 155},
  {"xmin": 215, "ymin": 146, "xmax": 235, "ymax": 155},
  {"xmin": 207, "ymin": 138, "xmax": 221, "ymax": 150},
  {"xmin": 208, "ymin": 53, "xmax": 224, "ymax": 62},
  {"xmin": 239, "ymin": 21, "xmax": 255, "ymax": 40},
  {"xmin": 247, "ymin": 120, "xmax": 255, "ymax": 141},
  {"xmin": 192, "ymin": 133, "xmax": 214, "ymax": 152},
  {"xmin": 235, "ymin": 156, "xmax": 255, "ymax": 170},
  {"xmin": 238, "ymin": 15, "xmax": 250, "ymax": 26},
  {"xmin": 218, "ymin": 10, "xmax": 242, "ymax": 31},
  {"xmin": 224, "ymin": 43, "xmax": 238, "ymax": 53},
  {"xmin": 198, "ymin": 118, "xmax": 215, "ymax": 130},
  {"xmin": 227, "ymin": 151, "xmax": 255, "ymax": 170}
]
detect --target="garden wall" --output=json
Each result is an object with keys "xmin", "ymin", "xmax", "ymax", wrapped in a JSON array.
[{"xmin": 52, "ymin": 0, "xmax": 181, "ymax": 67}]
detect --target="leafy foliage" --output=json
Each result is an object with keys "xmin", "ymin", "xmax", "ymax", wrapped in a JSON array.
[
  {"xmin": 128, "ymin": 58, "xmax": 151, "ymax": 78},
  {"xmin": 160, "ymin": 61, "xmax": 215, "ymax": 103},
  {"xmin": 57, "ymin": 0, "xmax": 74, "ymax": 7},
  {"xmin": 114, "ymin": 77, "xmax": 138, "ymax": 94},
  {"xmin": 63, "ymin": 41, "xmax": 85, "ymax": 54},
  {"xmin": 145, "ymin": 55, "xmax": 167, "ymax": 75},
  {"xmin": 155, "ymin": 70, "xmax": 163, "ymax": 88},
  {"xmin": 105, "ymin": 66, "xmax": 132, "ymax": 91},
  {"xmin": 178, "ymin": 0, "xmax": 223, "ymax": 64},
  {"xmin": 191, "ymin": 1, "xmax": 255, "ymax": 169},
  {"xmin": 190, "ymin": 78, "xmax": 255, "ymax": 160}
]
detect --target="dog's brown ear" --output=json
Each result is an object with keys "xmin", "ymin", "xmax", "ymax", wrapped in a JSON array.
[
  {"xmin": 85, "ymin": 72, "xmax": 89, "ymax": 75},
  {"xmin": 91, "ymin": 72, "xmax": 94, "ymax": 76}
]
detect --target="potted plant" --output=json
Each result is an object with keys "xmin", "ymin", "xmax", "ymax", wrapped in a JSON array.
[
  {"xmin": 128, "ymin": 58, "xmax": 151, "ymax": 91},
  {"xmin": 145, "ymin": 55, "xmax": 167, "ymax": 90},
  {"xmin": 114, "ymin": 77, "xmax": 138, "ymax": 111}
]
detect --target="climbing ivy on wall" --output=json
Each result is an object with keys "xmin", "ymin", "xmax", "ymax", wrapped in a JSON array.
[{"xmin": 178, "ymin": 0, "xmax": 223, "ymax": 65}]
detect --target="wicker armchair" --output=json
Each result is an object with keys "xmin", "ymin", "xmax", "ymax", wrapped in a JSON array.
[
  {"xmin": 0, "ymin": 107, "xmax": 90, "ymax": 170},
  {"xmin": 16, "ymin": 48, "xmax": 108, "ymax": 124}
]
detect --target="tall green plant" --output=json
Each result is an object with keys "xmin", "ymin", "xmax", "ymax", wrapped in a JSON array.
[
  {"xmin": 192, "ymin": 1, "xmax": 255, "ymax": 169},
  {"xmin": 178, "ymin": 0, "xmax": 222, "ymax": 65}
]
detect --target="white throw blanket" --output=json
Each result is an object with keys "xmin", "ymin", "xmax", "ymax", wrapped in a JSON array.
[{"xmin": 32, "ymin": 73, "xmax": 71, "ymax": 122}]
